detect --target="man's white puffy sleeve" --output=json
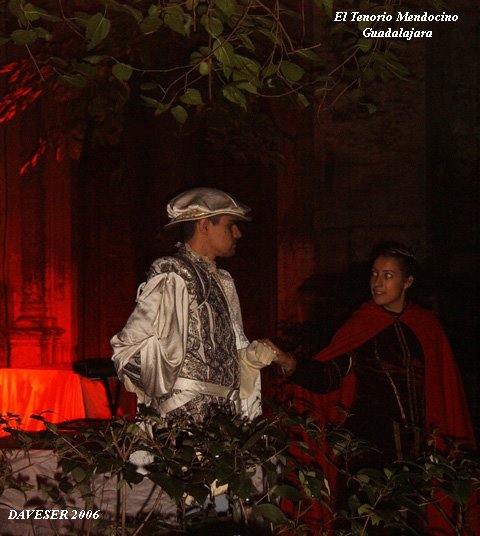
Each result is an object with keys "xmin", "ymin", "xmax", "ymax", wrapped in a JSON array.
[{"xmin": 111, "ymin": 272, "xmax": 189, "ymax": 403}]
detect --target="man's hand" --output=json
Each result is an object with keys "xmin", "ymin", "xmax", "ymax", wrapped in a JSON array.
[{"xmin": 257, "ymin": 339, "xmax": 297, "ymax": 376}]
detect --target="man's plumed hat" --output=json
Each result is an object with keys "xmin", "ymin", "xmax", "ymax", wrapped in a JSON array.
[{"xmin": 165, "ymin": 187, "xmax": 252, "ymax": 227}]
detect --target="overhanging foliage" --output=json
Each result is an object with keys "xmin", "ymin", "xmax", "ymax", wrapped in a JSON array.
[{"xmin": 0, "ymin": 0, "xmax": 447, "ymax": 161}]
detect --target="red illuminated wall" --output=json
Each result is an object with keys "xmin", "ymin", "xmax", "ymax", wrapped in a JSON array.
[{"xmin": 0, "ymin": 96, "xmax": 76, "ymax": 368}]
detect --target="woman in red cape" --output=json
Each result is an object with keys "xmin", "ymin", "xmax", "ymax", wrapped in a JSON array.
[{"xmin": 267, "ymin": 242, "xmax": 477, "ymax": 535}]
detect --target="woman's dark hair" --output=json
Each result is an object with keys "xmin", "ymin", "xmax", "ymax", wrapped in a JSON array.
[{"xmin": 369, "ymin": 241, "xmax": 418, "ymax": 279}]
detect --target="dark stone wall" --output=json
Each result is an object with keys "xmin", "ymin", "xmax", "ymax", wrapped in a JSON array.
[{"xmin": 425, "ymin": 4, "xmax": 480, "ymax": 432}]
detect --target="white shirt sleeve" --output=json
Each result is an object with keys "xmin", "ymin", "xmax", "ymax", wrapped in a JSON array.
[{"xmin": 111, "ymin": 272, "xmax": 189, "ymax": 401}]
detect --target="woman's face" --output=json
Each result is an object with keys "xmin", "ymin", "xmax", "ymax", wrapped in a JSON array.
[{"xmin": 370, "ymin": 256, "xmax": 413, "ymax": 313}]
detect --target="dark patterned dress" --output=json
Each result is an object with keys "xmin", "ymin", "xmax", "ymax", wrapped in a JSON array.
[{"xmin": 290, "ymin": 318, "xmax": 426, "ymax": 464}]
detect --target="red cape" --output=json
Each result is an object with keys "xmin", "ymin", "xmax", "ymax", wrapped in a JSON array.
[
  {"xmin": 285, "ymin": 301, "xmax": 477, "ymax": 534},
  {"xmin": 290, "ymin": 300, "xmax": 475, "ymax": 445}
]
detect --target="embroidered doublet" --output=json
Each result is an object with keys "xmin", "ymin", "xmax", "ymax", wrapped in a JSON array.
[
  {"xmin": 148, "ymin": 249, "xmax": 239, "ymax": 389},
  {"xmin": 143, "ymin": 248, "xmax": 239, "ymax": 419}
]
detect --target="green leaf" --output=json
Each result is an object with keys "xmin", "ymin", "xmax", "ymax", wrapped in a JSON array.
[
  {"xmin": 348, "ymin": 494, "xmax": 361, "ymax": 511},
  {"xmin": 444, "ymin": 479, "xmax": 474, "ymax": 505},
  {"xmin": 86, "ymin": 13, "xmax": 111, "ymax": 50},
  {"xmin": 294, "ymin": 48, "xmax": 320, "ymax": 62},
  {"xmin": 35, "ymin": 27, "xmax": 53, "ymax": 41},
  {"xmin": 213, "ymin": 38, "xmax": 235, "ymax": 67},
  {"xmin": 139, "ymin": 15, "xmax": 163, "ymax": 34},
  {"xmin": 317, "ymin": 0, "xmax": 333, "ymax": 18},
  {"xmin": 45, "ymin": 422, "xmax": 58, "ymax": 433},
  {"xmin": 183, "ymin": 14, "xmax": 193, "ymax": 36},
  {"xmin": 215, "ymin": 0, "xmax": 236, "ymax": 17},
  {"xmin": 330, "ymin": 22, "xmax": 359, "ymax": 37},
  {"xmin": 357, "ymin": 20, "xmax": 369, "ymax": 32},
  {"xmin": 252, "ymin": 504, "xmax": 287, "ymax": 525},
  {"xmin": 11, "ymin": 29, "xmax": 37, "ymax": 45},
  {"xmin": 198, "ymin": 61, "xmax": 210, "ymax": 75},
  {"xmin": 234, "ymin": 54, "xmax": 261, "ymax": 75},
  {"xmin": 394, "ymin": 497, "xmax": 426, "ymax": 519},
  {"xmin": 297, "ymin": 92, "xmax": 310, "ymax": 108},
  {"xmin": 124, "ymin": 464, "xmax": 144, "ymax": 485},
  {"xmin": 107, "ymin": 0, "xmax": 143, "ymax": 23},
  {"xmin": 357, "ymin": 503, "xmax": 373, "ymax": 515},
  {"xmin": 272, "ymin": 484, "xmax": 302, "ymax": 500},
  {"xmin": 73, "ymin": 11, "xmax": 91, "ymax": 29},
  {"xmin": 185, "ymin": 0, "xmax": 197, "ymax": 10},
  {"xmin": 171, "ymin": 105, "xmax": 188, "ymax": 124},
  {"xmin": 24, "ymin": 3, "xmax": 41, "ymax": 21},
  {"xmin": 257, "ymin": 28, "xmax": 281, "ymax": 45},
  {"xmin": 356, "ymin": 467, "xmax": 384, "ymax": 483},
  {"xmin": 57, "ymin": 73, "xmax": 88, "ymax": 89},
  {"xmin": 141, "ymin": 95, "xmax": 160, "ymax": 107},
  {"xmin": 214, "ymin": 464, "xmax": 235, "ymax": 485},
  {"xmin": 385, "ymin": 59, "xmax": 410, "ymax": 78},
  {"xmin": 351, "ymin": 519, "xmax": 363, "ymax": 536},
  {"xmin": 239, "ymin": 33, "xmax": 255, "ymax": 51},
  {"xmin": 155, "ymin": 103, "xmax": 170, "ymax": 117},
  {"xmin": 230, "ymin": 475, "xmax": 253, "ymax": 499},
  {"xmin": 164, "ymin": 7, "xmax": 187, "ymax": 36},
  {"xmin": 148, "ymin": 472, "xmax": 185, "ymax": 501},
  {"xmin": 71, "ymin": 466, "xmax": 87, "ymax": 483},
  {"xmin": 190, "ymin": 51, "xmax": 203, "ymax": 62},
  {"xmin": 240, "ymin": 429, "xmax": 264, "ymax": 452},
  {"xmin": 60, "ymin": 458, "xmax": 78, "ymax": 473},
  {"xmin": 348, "ymin": 88, "xmax": 365, "ymax": 101},
  {"xmin": 8, "ymin": 0, "xmax": 28, "ymax": 25},
  {"xmin": 59, "ymin": 480, "xmax": 74, "ymax": 493},
  {"xmin": 0, "ymin": 36, "xmax": 10, "ymax": 46},
  {"xmin": 179, "ymin": 88, "xmax": 204, "ymax": 105},
  {"xmin": 280, "ymin": 61, "xmax": 305, "ymax": 83},
  {"xmin": 126, "ymin": 423, "xmax": 139, "ymax": 434},
  {"xmin": 428, "ymin": 0, "xmax": 449, "ymax": 9},
  {"xmin": 25, "ymin": 3, "xmax": 60, "ymax": 22},
  {"xmin": 235, "ymin": 81, "xmax": 257, "ymax": 94},
  {"xmin": 371, "ymin": 4, "xmax": 394, "ymax": 15},
  {"xmin": 112, "ymin": 63, "xmax": 133, "ymax": 81},
  {"xmin": 304, "ymin": 475, "xmax": 325, "ymax": 499},
  {"xmin": 262, "ymin": 64, "xmax": 277, "ymax": 78},
  {"xmin": 222, "ymin": 85, "xmax": 246, "ymax": 109},
  {"xmin": 201, "ymin": 14, "xmax": 224, "ymax": 38},
  {"xmin": 362, "ymin": 67, "xmax": 376, "ymax": 82},
  {"xmin": 148, "ymin": 5, "xmax": 162, "ymax": 17},
  {"xmin": 356, "ymin": 38, "xmax": 373, "ymax": 52},
  {"xmin": 186, "ymin": 483, "xmax": 210, "ymax": 504},
  {"xmin": 83, "ymin": 55, "xmax": 108, "ymax": 65}
]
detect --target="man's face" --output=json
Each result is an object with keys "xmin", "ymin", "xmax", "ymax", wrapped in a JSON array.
[{"xmin": 205, "ymin": 215, "xmax": 242, "ymax": 259}]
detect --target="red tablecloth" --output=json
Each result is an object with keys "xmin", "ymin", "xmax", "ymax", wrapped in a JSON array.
[{"xmin": 0, "ymin": 367, "xmax": 112, "ymax": 433}]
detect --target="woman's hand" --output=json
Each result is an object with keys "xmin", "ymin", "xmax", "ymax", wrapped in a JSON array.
[{"xmin": 257, "ymin": 339, "xmax": 297, "ymax": 376}]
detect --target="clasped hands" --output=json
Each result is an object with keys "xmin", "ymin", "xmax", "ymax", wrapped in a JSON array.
[{"xmin": 258, "ymin": 339, "xmax": 297, "ymax": 376}]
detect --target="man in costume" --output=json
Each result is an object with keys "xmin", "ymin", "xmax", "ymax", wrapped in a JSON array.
[{"xmin": 111, "ymin": 187, "xmax": 276, "ymax": 423}]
